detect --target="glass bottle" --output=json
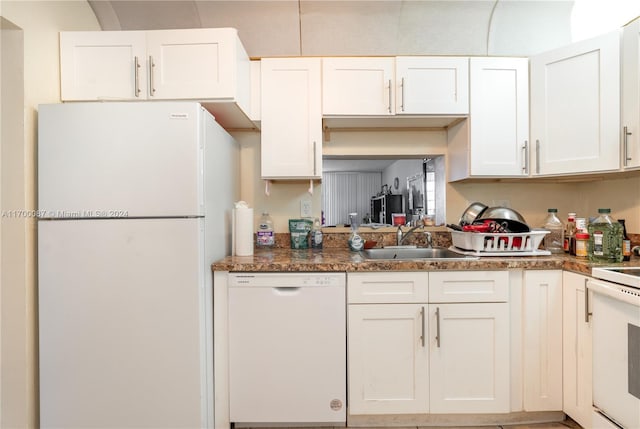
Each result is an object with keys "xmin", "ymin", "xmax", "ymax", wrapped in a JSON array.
[
  {"xmin": 256, "ymin": 212, "xmax": 275, "ymax": 248},
  {"xmin": 348, "ymin": 212, "xmax": 364, "ymax": 251},
  {"xmin": 564, "ymin": 212, "xmax": 576, "ymax": 253},
  {"xmin": 587, "ymin": 209, "xmax": 623, "ymax": 263},
  {"xmin": 618, "ymin": 219, "xmax": 632, "ymax": 262},
  {"xmin": 542, "ymin": 209, "xmax": 564, "ymax": 254},
  {"xmin": 311, "ymin": 217, "xmax": 323, "ymax": 249}
]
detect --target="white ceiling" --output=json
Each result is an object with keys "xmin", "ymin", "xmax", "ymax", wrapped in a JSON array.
[{"xmin": 88, "ymin": 0, "xmax": 575, "ymax": 58}]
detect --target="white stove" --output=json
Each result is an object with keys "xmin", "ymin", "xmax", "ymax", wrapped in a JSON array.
[
  {"xmin": 588, "ymin": 266, "xmax": 640, "ymax": 429},
  {"xmin": 592, "ymin": 266, "xmax": 640, "ymax": 289}
]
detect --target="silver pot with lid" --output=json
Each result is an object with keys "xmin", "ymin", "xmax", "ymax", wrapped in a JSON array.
[
  {"xmin": 475, "ymin": 206, "xmax": 530, "ymax": 232},
  {"xmin": 459, "ymin": 202, "xmax": 488, "ymax": 226}
]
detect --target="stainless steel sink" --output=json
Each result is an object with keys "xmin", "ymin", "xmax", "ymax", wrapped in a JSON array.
[{"xmin": 360, "ymin": 247, "xmax": 477, "ymax": 260}]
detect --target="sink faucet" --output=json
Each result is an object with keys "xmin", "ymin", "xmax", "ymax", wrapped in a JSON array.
[{"xmin": 397, "ymin": 225, "xmax": 432, "ymax": 247}]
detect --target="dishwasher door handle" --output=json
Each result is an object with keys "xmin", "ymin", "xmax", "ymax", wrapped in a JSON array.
[{"xmin": 273, "ymin": 287, "xmax": 302, "ymax": 295}]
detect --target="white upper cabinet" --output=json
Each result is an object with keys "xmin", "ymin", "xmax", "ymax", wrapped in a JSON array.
[
  {"xmin": 144, "ymin": 29, "xmax": 248, "ymax": 102},
  {"xmin": 448, "ymin": 57, "xmax": 529, "ymax": 181},
  {"xmin": 530, "ymin": 30, "xmax": 621, "ymax": 176},
  {"xmin": 469, "ymin": 57, "xmax": 529, "ymax": 177},
  {"xmin": 60, "ymin": 31, "xmax": 147, "ymax": 101},
  {"xmin": 321, "ymin": 56, "xmax": 469, "ymax": 117},
  {"xmin": 322, "ymin": 57, "xmax": 395, "ymax": 115},
  {"xmin": 396, "ymin": 57, "xmax": 469, "ymax": 115},
  {"xmin": 60, "ymin": 28, "xmax": 252, "ymax": 129},
  {"xmin": 260, "ymin": 57, "xmax": 322, "ymax": 179},
  {"xmin": 622, "ymin": 17, "xmax": 640, "ymax": 170}
]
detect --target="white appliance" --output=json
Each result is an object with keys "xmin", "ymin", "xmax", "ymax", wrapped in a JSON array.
[
  {"xmin": 228, "ymin": 273, "xmax": 346, "ymax": 425},
  {"xmin": 37, "ymin": 102, "xmax": 239, "ymax": 429},
  {"xmin": 589, "ymin": 267, "xmax": 640, "ymax": 429}
]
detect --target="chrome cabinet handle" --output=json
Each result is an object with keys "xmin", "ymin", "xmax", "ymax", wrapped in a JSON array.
[
  {"xmin": 400, "ymin": 77, "xmax": 405, "ymax": 112},
  {"xmin": 535, "ymin": 139, "xmax": 541, "ymax": 174},
  {"xmin": 387, "ymin": 79, "xmax": 392, "ymax": 114},
  {"xmin": 584, "ymin": 279, "xmax": 592, "ymax": 323},
  {"xmin": 149, "ymin": 55, "xmax": 156, "ymax": 96},
  {"xmin": 134, "ymin": 56, "xmax": 141, "ymax": 97},
  {"xmin": 522, "ymin": 140, "xmax": 529, "ymax": 174},
  {"xmin": 420, "ymin": 306, "xmax": 425, "ymax": 347},
  {"xmin": 624, "ymin": 126, "xmax": 633, "ymax": 166},
  {"xmin": 435, "ymin": 306, "xmax": 441, "ymax": 348}
]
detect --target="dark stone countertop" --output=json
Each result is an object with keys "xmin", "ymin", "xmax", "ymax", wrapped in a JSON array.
[{"xmin": 212, "ymin": 248, "xmax": 640, "ymax": 275}]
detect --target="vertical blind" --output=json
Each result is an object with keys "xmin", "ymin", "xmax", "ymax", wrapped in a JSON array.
[{"xmin": 322, "ymin": 172, "xmax": 381, "ymax": 226}]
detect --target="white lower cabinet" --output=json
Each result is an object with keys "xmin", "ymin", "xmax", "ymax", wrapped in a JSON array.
[
  {"xmin": 522, "ymin": 270, "xmax": 563, "ymax": 411},
  {"xmin": 347, "ymin": 272, "xmax": 429, "ymax": 415},
  {"xmin": 429, "ymin": 302, "xmax": 510, "ymax": 413},
  {"xmin": 562, "ymin": 271, "xmax": 593, "ymax": 429},
  {"xmin": 347, "ymin": 271, "xmax": 510, "ymax": 416},
  {"xmin": 348, "ymin": 303, "xmax": 430, "ymax": 415},
  {"xmin": 429, "ymin": 271, "xmax": 510, "ymax": 414}
]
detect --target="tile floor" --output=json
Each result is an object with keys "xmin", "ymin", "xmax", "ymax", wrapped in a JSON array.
[
  {"xmin": 346, "ymin": 419, "xmax": 582, "ymax": 429},
  {"xmin": 248, "ymin": 418, "xmax": 583, "ymax": 429}
]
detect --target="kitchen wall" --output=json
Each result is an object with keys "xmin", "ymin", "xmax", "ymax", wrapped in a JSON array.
[
  {"xmin": 1, "ymin": 2, "xmax": 639, "ymax": 427},
  {"xmin": 0, "ymin": 2, "xmax": 100, "ymax": 427}
]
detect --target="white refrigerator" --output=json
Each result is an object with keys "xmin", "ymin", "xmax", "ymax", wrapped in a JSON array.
[{"xmin": 37, "ymin": 102, "xmax": 239, "ymax": 429}]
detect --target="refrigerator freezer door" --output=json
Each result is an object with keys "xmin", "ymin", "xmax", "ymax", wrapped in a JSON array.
[
  {"xmin": 38, "ymin": 218, "xmax": 211, "ymax": 428},
  {"xmin": 38, "ymin": 102, "xmax": 204, "ymax": 218}
]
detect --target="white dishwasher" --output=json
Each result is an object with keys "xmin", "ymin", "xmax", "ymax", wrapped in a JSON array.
[{"xmin": 228, "ymin": 272, "xmax": 346, "ymax": 425}]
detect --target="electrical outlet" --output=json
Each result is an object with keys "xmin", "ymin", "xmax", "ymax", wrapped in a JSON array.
[{"xmin": 300, "ymin": 199, "xmax": 312, "ymax": 217}]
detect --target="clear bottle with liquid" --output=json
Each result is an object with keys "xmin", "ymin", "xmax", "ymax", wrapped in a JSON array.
[
  {"xmin": 542, "ymin": 209, "xmax": 564, "ymax": 254},
  {"xmin": 311, "ymin": 217, "xmax": 323, "ymax": 249},
  {"xmin": 256, "ymin": 212, "xmax": 275, "ymax": 248},
  {"xmin": 588, "ymin": 209, "xmax": 623, "ymax": 262},
  {"xmin": 348, "ymin": 212, "xmax": 364, "ymax": 251}
]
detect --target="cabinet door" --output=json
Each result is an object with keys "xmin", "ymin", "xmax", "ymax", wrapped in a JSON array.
[
  {"xmin": 322, "ymin": 57, "xmax": 394, "ymax": 115},
  {"xmin": 522, "ymin": 270, "xmax": 563, "ymax": 411},
  {"xmin": 395, "ymin": 57, "xmax": 469, "ymax": 115},
  {"xmin": 530, "ymin": 30, "xmax": 620, "ymax": 175},
  {"xmin": 60, "ymin": 31, "xmax": 147, "ymax": 101},
  {"xmin": 469, "ymin": 58, "xmax": 530, "ymax": 176},
  {"xmin": 429, "ymin": 303, "xmax": 510, "ymax": 413},
  {"xmin": 146, "ymin": 28, "xmax": 238, "ymax": 100},
  {"xmin": 562, "ymin": 271, "xmax": 593, "ymax": 429},
  {"xmin": 348, "ymin": 304, "xmax": 429, "ymax": 415},
  {"xmin": 622, "ymin": 18, "xmax": 640, "ymax": 169},
  {"xmin": 261, "ymin": 58, "xmax": 322, "ymax": 179}
]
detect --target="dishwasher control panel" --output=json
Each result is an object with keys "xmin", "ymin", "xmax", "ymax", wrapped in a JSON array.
[{"xmin": 229, "ymin": 273, "xmax": 346, "ymax": 288}]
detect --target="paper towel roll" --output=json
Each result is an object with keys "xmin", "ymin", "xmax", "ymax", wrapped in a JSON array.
[{"xmin": 233, "ymin": 207, "xmax": 254, "ymax": 256}]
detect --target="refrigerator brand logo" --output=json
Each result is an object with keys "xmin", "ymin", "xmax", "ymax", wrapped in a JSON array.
[{"xmin": 169, "ymin": 113, "xmax": 189, "ymax": 120}]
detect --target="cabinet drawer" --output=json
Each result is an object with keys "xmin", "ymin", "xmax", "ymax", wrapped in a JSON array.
[
  {"xmin": 347, "ymin": 272, "xmax": 429, "ymax": 304},
  {"xmin": 429, "ymin": 271, "xmax": 509, "ymax": 303}
]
